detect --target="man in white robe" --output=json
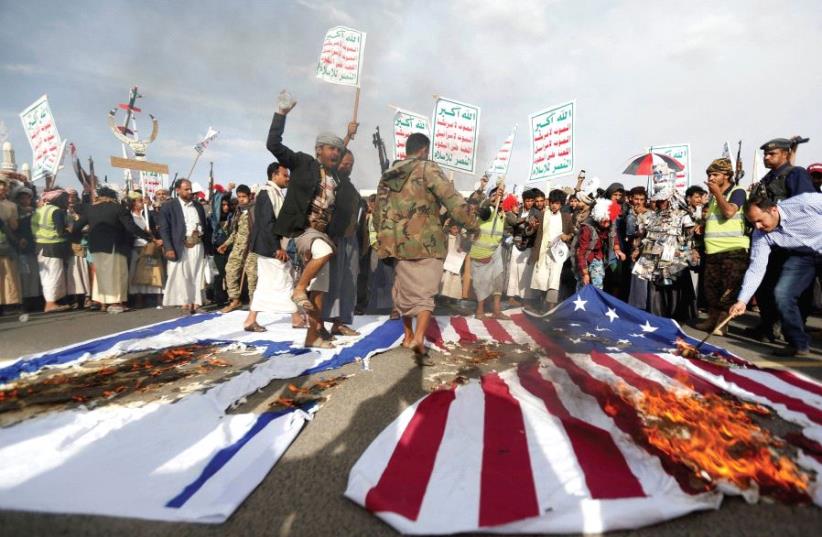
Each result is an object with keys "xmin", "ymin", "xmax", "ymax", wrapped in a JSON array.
[{"xmin": 160, "ymin": 179, "xmax": 210, "ymax": 313}]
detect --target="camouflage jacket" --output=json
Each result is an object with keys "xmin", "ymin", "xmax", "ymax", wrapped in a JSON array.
[
  {"xmin": 374, "ymin": 158, "xmax": 478, "ymax": 260},
  {"xmin": 223, "ymin": 208, "xmax": 250, "ymax": 256}
]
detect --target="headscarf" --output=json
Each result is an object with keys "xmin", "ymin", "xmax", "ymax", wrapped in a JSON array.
[
  {"xmin": 315, "ymin": 132, "xmax": 345, "ymax": 151},
  {"xmin": 41, "ymin": 189, "xmax": 67, "ymax": 203}
]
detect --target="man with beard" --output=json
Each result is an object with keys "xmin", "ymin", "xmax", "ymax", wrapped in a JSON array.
[
  {"xmin": 159, "ymin": 178, "xmax": 211, "ymax": 313},
  {"xmin": 265, "ymin": 93, "xmax": 356, "ymax": 348},
  {"xmin": 322, "ymin": 149, "xmax": 362, "ymax": 337}
]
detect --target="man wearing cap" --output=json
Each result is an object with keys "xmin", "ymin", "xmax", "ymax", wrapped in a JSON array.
[
  {"xmin": 730, "ymin": 193, "xmax": 822, "ymax": 357},
  {"xmin": 265, "ymin": 93, "xmax": 357, "ymax": 348},
  {"xmin": 746, "ymin": 139, "xmax": 816, "ymax": 341},
  {"xmin": 755, "ymin": 138, "xmax": 815, "ymax": 202},
  {"xmin": 695, "ymin": 158, "xmax": 749, "ymax": 335}
]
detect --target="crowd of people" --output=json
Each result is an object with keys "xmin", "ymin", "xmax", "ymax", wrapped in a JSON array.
[{"xmin": 1, "ymin": 95, "xmax": 820, "ymax": 361}]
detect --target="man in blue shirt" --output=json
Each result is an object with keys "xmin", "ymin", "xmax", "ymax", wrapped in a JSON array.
[
  {"xmin": 730, "ymin": 193, "xmax": 822, "ymax": 357},
  {"xmin": 744, "ymin": 138, "xmax": 817, "ymax": 343}
]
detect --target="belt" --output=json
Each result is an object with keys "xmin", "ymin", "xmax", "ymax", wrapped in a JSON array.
[{"xmin": 184, "ymin": 235, "xmax": 201, "ymax": 248}]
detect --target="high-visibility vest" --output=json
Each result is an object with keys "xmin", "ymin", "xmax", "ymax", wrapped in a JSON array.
[
  {"xmin": 470, "ymin": 211, "xmax": 505, "ymax": 260},
  {"xmin": 704, "ymin": 185, "xmax": 749, "ymax": 254},
  {"xmin": 31, "ymin": 205, "xmax": 65, "ymax": 245}
]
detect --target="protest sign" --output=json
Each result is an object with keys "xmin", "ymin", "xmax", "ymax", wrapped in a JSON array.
[
  {"xmin": 316, "ymin": 26, "xmax": 366, "ymax": 87},
  {"xmin": 486, "ymin": 125, "xmax": 517, "ymax": 178},
  {"xmin": 528, "ymin": 100, "xmax": 575, "ymax": 182},
  {"xmin": 431, "ymin": 97, "xmax": 481, "ymax": 174},
  {"xmin": 140, "ymin": 170, "xmax": 167, "ymax": 198},
  {"xmin": 392, "ymin": 109, "xmax": 430, "ymax": 161},
  {"xmin": 651, "ymin": 143, "xmax": 690, "ymax": 194},
  {"xmin": 19, "ymin": 95, "xmax": 63, "ymax": 181}
]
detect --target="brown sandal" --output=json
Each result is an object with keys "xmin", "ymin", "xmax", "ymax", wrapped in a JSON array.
[
  {"xmin": 331, "ymin": 325, "xmax": 360, "ymax": 337},
  {"xmin": 305, "ymin": 337, "xmax": 335, "ymax": 349},
  {"xmin": 244, "ymin": 323, "xmax": 267, "ymax": 332},
  {"xmin": 291, "ymin": 291, "xmax": 314, "ymax": 312}
]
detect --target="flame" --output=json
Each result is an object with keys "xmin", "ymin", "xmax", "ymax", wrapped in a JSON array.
[{"xmin": 623, "ymin": 386, "xmax": 811, "ymax": 502}]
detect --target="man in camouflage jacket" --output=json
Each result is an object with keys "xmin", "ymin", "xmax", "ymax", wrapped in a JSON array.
[
  {"xmin": 218, "ymin": 185, "xmax": 257, "ymax": 313},
  {"xmin": 374, "ymin": 133, "xmax": 477, "ymax": 364}
]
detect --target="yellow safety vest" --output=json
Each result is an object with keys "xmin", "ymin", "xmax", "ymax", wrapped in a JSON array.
[
  {"xmin": 470, "ymin": 211, "xmax": 505, "ymax": 260},
  {"xmin": 704, "ymin": 185, "xmax": 749, "ymax": 254},
  {"xmin": 32, "ymin": 205, "xmax": 65, "ymax": 245}
]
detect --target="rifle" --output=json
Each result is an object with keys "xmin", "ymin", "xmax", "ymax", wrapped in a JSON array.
[
  {"xmin": 372, "ymin": 126, "xmax": 389, "ymax": 173},
  {"xmin": 734, "ymin": 140, "xmax": 745, "ymax": 184},
  {"xmin": 208, "ymin": 161, "xmax": 214, "ymax": 201},
  {"xmin": 788, "ymin": 135, "xmax": 809, "ymax": 165}
]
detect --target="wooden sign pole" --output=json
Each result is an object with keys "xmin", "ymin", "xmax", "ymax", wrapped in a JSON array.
[{"xmin": 352, "ymin": 87, "xmax": 361, "ymax": 124}]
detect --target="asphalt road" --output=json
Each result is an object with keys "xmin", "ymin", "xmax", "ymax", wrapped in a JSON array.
[{"xmin": 0, "ymin": 306, "xmax": 820, "ymax": 537}]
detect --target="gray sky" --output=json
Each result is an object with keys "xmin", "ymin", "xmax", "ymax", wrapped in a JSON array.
[{"xmin": 1, "ymin": 0, "xmax": 820, "ymax": 193}]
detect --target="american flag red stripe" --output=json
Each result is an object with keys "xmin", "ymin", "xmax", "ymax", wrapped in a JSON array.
[
  {"xmin": 482, "ymin": 318, "xmax": 514, "ymax": 343},
  {"xmin": 478, "ymin": 373, "xmax": 539, "ymax": 526},
  {"xmin": 348, "ymin": 289, "xmax": 822, "ymax": 534},
  {"xmin": 364, "ymin": 388, "xmax": 456, "ymax": 520},
  {"xmin": 450, "ymin": 316, "xmax": 477, "ymax": 343},
  {"xmin": 688, "ymin": 359, "xmax": 822, "ymax": 425},
  {"xmin": 517, "ymin": 361, "xmax": 645, "ymax": 499}
]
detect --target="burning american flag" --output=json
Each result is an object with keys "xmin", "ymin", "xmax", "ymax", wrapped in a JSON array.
[{"xmin": 346, "ymin": 286, "xmax": 822, "ymax": 534}]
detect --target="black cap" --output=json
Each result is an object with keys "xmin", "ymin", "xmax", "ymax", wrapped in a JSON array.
[{"xmin": 760, "ymin": 138, "xmax": 792, "ymax": 151}]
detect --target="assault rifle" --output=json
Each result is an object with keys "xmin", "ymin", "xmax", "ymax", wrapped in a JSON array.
[
  {"xmin": 372, "ymin": 126, "xmax": 390, "ymax": 173},
  {"xmin": 734, "ymin": 140, "xmax": 745, "ymax": 184}
]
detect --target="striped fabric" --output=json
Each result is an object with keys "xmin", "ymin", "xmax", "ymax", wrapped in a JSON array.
[{"xmin": 347, "ymin": 286, "xmax": 822, "ymax": 534}]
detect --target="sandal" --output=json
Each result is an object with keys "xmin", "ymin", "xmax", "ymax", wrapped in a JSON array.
[
  {"xmin": 291, "ymin": 291, "xmax": 314, "ymax": 312},
  {"xmin": 305, "ymin": 337, "xmax": 335, "ymax": 349},
  {"xmin": 491, "ymin": 313, "xmax": 511, "ymax": 321},
  {"xmin": 244, "ymin": 323, "xmax": 267, "ymax": 332},
  {"xmin": 318, "ymin": 326, "xmax": 337, "ymax": 341},
  {"xmin": 331, "ymin": 325, "xmax": 360, "ymax": 337}
]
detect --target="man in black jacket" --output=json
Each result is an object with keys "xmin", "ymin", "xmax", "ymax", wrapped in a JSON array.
[
  {"xmin": 265, "ymin": 96, "xmax": 354, "ymax": 348},
  {"xmin": 242, "ymin": 162, "xmax": 304, "ymax": 331},
  {"xmin": 159, "ymin": 178, "xmax": 212, "ymax": 313},
  {"xmin": 72, "ymin": 187, "xmax": 155, "ymax": 313}
]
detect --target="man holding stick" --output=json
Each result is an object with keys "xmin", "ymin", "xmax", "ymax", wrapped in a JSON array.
[
  {"xmin": 374, "ymin": 133, "xmax": 477, "ymax": 365},
  {"xmin": 729, "ymin": 193, "xmax": 822, "ymax": 357},
  {"xmin": 265, "ymin": 92, "xmax": 356, "ymax": 348}
]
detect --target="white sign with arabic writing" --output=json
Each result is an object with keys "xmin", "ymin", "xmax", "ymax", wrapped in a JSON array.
[
  {"xmin": 528, "ymin": 100, "xmax": 575, "ymax": 182},
  {"xmin": 487, "ymin": 125, "xmax": 517, "ymax": 178},
  {"xmin": 431, "ymin": 97, "xmax": 481, "ymax": 174},
  {"xmin": 19, "ymin": 95, "xmax": 63, "ymax": 180},
  {"xmin": 316, "ymin": 26, "xmax": 366, "ymax": 87},
  {"xmin": 140, "ymin": 170, "xmax": 167, "ymax": 199},
  {"xmin": 392, "ymin": 109, "xmax": 430, "ymax": 161},
  {"xmin": 651, "ymin": 143, "xmax": 690, "ymax": 195}
]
